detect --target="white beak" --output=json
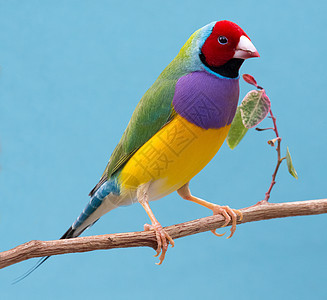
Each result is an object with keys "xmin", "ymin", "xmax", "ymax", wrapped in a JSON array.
[{"xmin": 233, "ymin": 35, "xmax": 260, "ymax": 59}]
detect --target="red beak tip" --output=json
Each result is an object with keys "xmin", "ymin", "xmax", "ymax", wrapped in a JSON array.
[{"xmin": 253, "ymin": 50, "xmax": 260, "ymax": 58}]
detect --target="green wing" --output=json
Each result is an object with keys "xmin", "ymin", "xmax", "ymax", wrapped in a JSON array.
[
  {"xmin": 89, "ymin": 78, "xmax": 178, "ymax": 196},
  {"xmin": 89, "ymin": 26, "xmax": 206, "ymax": 195}
]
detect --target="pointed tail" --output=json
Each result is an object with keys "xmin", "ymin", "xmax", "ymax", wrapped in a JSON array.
[
  {"xmin": 12, "ymin": 226, "xmax": 81, "ymax": 284},
  {"xmin": 13, "ymin": 179, "xmax": 119, "ymax": 283}
]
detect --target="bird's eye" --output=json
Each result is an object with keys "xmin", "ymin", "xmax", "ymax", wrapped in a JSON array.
[{"xmin": 218, "ymin": 36, "xmax": 228, "ymax": 45}]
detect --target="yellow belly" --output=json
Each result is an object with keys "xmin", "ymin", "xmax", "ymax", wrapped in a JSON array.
[{"xmin": 119, "ymin": 114, "xmax": 230, "ymax": 199}]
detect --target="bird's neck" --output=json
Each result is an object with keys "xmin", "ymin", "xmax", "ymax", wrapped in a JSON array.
[{"xmin": 199, "ymin": 54, "xmax": 244, "ymax": 79}]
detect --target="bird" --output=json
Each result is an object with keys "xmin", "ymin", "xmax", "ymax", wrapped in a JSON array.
[{"xmin": 18, "ymin": 20, "xmax": 259, "ymax": 280}]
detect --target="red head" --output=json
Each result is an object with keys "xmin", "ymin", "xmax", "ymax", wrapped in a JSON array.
[{"xmin": 201, "ymin": 20, "xmax": 259, "ymax": 67}]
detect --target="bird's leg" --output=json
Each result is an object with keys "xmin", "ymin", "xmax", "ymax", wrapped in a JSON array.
[
  {"xmin": 137, "ymin": 183, "xmax": 174, "ymax": 265},
  {"xmin": 177, "ymin": 182, "xmax": 242, "ymax": 238}
]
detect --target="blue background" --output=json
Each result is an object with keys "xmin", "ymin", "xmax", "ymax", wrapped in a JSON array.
[{"xmin": 1, "ymin": 1, "xmax": 326, "ymax": 299}]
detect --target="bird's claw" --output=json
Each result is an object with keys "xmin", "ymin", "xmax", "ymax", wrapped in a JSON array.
[
  {"xmin": 211, "ymin": 229, "xmax": 226, "ymax": 237},
  {"xmin": 211, "ymin": 205, "xmax": 243, "ymax": 239},
  {"xmin": 144, "ymin": 222, "xmax": 174, "ymax": 265}
]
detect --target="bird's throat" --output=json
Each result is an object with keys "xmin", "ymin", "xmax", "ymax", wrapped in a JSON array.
[{"xmin": 199, "ymin": 54, "xmax": 244, "ymax": 78}]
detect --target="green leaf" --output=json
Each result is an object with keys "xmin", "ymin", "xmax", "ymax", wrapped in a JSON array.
[
  {"xmin": 227, "ymin": 107, "xmax": 249, "ymax": 150},
  {"xmin": 240, "ymin": 90, "xmax": 271, "ymax": 129},
  {"xmin": 286, "ymin": 147, "xmax": 298, "ymax": 179}
]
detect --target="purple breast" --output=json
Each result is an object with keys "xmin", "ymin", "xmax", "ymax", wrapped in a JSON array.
[{"xmin": 172, "ymin": 71, "xmax": 239, "ymax": 129}]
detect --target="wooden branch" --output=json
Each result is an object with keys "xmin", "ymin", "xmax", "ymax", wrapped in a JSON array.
[{"xmin": 1, "ymin": 199, "xmax": 326, "ymax": 269}]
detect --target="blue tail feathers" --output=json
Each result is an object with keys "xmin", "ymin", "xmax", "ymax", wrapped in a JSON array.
[{"xmin": 72, "ymin": 179, "xmax": 120, "ymax": 231}]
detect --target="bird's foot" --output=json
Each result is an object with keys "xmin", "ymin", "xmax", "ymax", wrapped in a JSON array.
[
  {"xmin": 144, "ymin": 222, "xmax": 174, "ymax": 265},
  {"xmin": 210, "ymin": 205, "xmax": 243, "ymax": 239}
]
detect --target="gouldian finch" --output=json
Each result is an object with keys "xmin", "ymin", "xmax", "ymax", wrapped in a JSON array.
[{"xmin": 25, "ymin": 20, "xmax": 259, "ymax": 276}]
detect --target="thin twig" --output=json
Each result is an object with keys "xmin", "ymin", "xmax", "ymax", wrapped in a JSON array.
[
  {"xmin": 262, "ymin": 108, "xmax": 284, "ymax": 202},
  {"xmin": 242, "ymin": 74, "xmax": 288, "ymax": 203},
  {"xmin": 1, "ymin": 199, "xmax": 326, "ymax": 269},
  {"xmin": 255, "ymin": 127, "xmax": 274, "ymax": 131}
]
